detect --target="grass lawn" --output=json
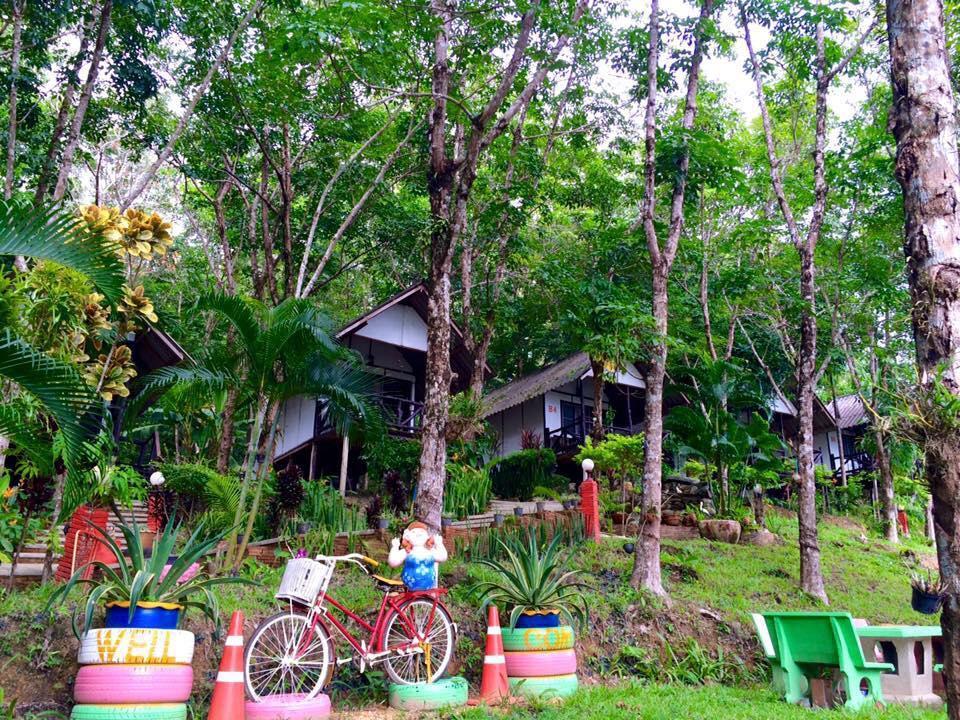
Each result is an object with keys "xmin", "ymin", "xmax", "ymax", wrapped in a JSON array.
[{"xmin": 446, "ymin": 684, "xmax": 946, "ymax": 720}]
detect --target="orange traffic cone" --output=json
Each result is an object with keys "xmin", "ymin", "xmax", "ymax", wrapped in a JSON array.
[
  {"xmin": 208, "ymin": 610, "xmax": 246, "ymax": 720},
  {"xmin": 478, "ymin": 605, "xmax": 509, "ymax": 704}
]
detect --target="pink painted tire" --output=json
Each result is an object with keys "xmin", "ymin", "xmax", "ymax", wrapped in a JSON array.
[
  {"xmin": 504, "ymin": 648, "xmax": 577, "ymax": 677},
  {"xmin": 245, "ymin": 694, "xmax": 331, "ymax": 720},
  {"xmin": 73, "ymin": 664, "xmax": 193, "ymax": 704}
]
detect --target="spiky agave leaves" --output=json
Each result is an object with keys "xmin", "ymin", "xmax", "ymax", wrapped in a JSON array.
[
  {"xmin": 471, "ymin": 529, "xmax": 589, "ymax": 630},
  {"xmin": 47, "ymin": 517, "xmax": 251, "ymax": 636}
]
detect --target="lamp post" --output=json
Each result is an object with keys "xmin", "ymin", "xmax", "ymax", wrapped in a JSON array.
[
  {"xmin": 580, "ymin": 458, "xmax": 601, "ymax": 542},
  {"xmin": 147, "ymin": 470, "xmax": 166, "ymax": 538}
]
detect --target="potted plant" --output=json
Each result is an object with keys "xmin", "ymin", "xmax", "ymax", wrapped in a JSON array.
[
  {"xmin": 49, "ymin": 518, "xmax": 249, "ymax": 633},
  {"xmin": 472, "ymin": 529, "xmax": 585, "ymax": 700},
  {"xmin": 472, "ymin": 528, "xmax": 588, "ymax": 629},
  {"xmin": 911, "ymin": 571, "xmax": 943, "ymax": 614}
]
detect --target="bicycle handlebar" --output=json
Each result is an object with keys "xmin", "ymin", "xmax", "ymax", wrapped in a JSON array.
[{"xmin": 315, "ymin": 552, "xmax": 380, "ymax": 569}]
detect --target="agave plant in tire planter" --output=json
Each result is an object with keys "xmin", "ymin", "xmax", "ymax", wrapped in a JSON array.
[
  {"xmin": 472, "ymin": 529, "xmax": 588, "ymax": 629},
  {"xmin": 49, "ymin": 518, "xmax": 250, "ymax": 634}
]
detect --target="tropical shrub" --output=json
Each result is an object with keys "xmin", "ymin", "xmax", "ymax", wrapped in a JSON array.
[
  {"xmin": 444, "ymin": 464, "xmax": 492, "ymax": 519},
  {"xmin": 364, "ymin": 437, "xmax": 420, "ymax": 492},
  {"xmin": 575, "ymin": 433, "xmax": 645, "ymax": 487},
  {"xmin": 48, "ymin": 519, "xmax": 249, "ymax": 634},
  {"xmin": 297, "ymin": 481, "xmax": 366, "ymax": 533},
  {"xmin": 488, "ymin": 449, "xmax": 556, "ymax": 501},
  {"xmin": 471, "ymin": 528, "xmax": 589, "ymax": 628},
  {"xmin": 160, "ymin": 462, "xmax": 243, "ymax": 532}
]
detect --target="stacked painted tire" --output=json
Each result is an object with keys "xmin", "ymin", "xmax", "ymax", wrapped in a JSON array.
[
  {"xmin": 71, "ymin": 603, "xmax": 193, "ymax": 720},
  {"xmin": 503, "ymin": 615, "xmax": 578, "ymax": 700}
]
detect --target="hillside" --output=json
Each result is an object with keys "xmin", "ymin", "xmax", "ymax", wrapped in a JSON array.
[{"xmin": 0, "ymin": 512, "xmax": 944, "ymax": 718}]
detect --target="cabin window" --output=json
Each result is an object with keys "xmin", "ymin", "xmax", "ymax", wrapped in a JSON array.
[{"xmin": 560, "ymin": 400, "xmax": 590, "ymax": 430}]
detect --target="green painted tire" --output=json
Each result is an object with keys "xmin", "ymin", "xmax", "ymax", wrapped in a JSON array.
[
  {"xmin": 502, "ymin": 626, "xmax": 575, "ymax": 652},
  {"xmin": 508, "ymin": 674, "xmax": 578, "ymax": 700},
  {"xmin": 388, "ymin": 677, "xmax": 468, "ymax": 711},
  {"xmin": 71, "ymin": 704, "xmax": 187, "ymax": 720}
]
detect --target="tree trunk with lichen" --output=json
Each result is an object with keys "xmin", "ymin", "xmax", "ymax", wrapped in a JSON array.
[
  {"xmin": 886, "ymin": 1, "xmax": 960, "ymax": 715},
  {"xmin": 631, "ymin": 269, "xmax": 667, "ymax": 595},
  {"xmin": 590, "ymin": 356, "xmax": 606, "ymax": 441}
]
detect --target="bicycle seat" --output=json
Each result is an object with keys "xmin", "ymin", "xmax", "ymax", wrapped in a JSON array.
[{"xmin": 372, "ymin": 574, "xmax": 405, "ymax": 589}]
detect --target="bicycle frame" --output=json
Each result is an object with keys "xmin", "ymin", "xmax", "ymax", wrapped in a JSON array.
[{"xmin": 297, "ymin": 587, "xmax": 448, "ymax": 667}]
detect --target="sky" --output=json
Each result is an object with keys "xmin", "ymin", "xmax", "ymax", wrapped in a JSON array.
[{"xmin": 617, "ymin": 0, "xmax": 869, "ymax": 124}]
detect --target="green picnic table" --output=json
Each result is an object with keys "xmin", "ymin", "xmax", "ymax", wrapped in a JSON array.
[
  {"xmin": 856, "ymin": 625, "xmax": 942, "ymax": 707},
  {"xmin": 756, "ymin": 612, "xmax": 893, "ymax": 709}
]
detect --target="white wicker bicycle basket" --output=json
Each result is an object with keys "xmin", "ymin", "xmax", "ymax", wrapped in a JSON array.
[{"xmin": 276, "ymin": 557, "xmax": 334, "ymax": 606}]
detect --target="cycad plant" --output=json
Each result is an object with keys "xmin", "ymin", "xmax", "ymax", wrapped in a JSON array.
[
  {"xmin": 134, "ymin": 293, "xmax": 381, "ymax": 569},
  {"xmin": 48, "ymin": 518, "xmax": 249, "ymax": 635},
  {"xmin": 472, "ymin": 529, "xmax": 589, "ymax": 629}
]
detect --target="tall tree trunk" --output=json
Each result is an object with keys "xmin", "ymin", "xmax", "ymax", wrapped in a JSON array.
[
  {"xmin": 631, "ymin": 269, "xmax": 668, "ymax": 595},
  {"xmin": 216, "ymin": 386, "xmax": 240, "ymax": 474},
  {"xmin": 53, "ymin": 0, "xmax": 112, "ymax": 202},
  {"xmin": 590, "ymin": 356, "xmax": 606, "ymax": 441},
  {"xmin": 629, "ymin": 0, "xmax": 713, "ymax": 598},
  {"xmin": 34, "ymin": 9, "xmax": 96, "ymax": 203},
  {"xmin": 887, "ymin": 1, "xmax": 960, "ymax": 715},
  {"xmin": 796, "ymin": 250, "xmax": 828, "ymax": 602},
  {"xmin": 875, "ymin": 430, "xmax": 899, "ymax": 542},
  {"xmin": 415, "ymin": 266, "xmax": 454, "ymax": 533},
  {"xmin": 5, "ymin": 0, "xmax": 23, "ymax": 200},
  {"xmin": 40, "ymin": 469, "xmax": 67, "ymax": 583}
]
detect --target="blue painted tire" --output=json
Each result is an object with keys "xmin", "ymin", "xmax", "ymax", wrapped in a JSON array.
[
  {"xmin": 508, "ymin": 673, "xmax": 578, "ymax": 699},
  {"xmin": 104, "ymin": 602, "xmax": 181, "ymax": 629},
  {"xmin": 388, "ymin": 677, "xmax": 468, "ymax": 711},
  {"xmin": 514, "ymin": 610, "xmax": 560, "ymax": 628},
  {"xmin": 70, "ymin": 704, "xmax": 187, "ymax": 720}
]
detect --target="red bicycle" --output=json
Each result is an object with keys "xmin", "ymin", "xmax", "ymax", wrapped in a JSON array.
[{"xmin": 244, "ymin": 553, "xmax": 456, "ymax": 700}]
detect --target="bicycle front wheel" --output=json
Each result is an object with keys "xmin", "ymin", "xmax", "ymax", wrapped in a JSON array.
[
  {"xmin": 244, "ymin": 611, "xmax": 333, "ymax": 701},
  {"xmin": 381, "ymin": 598, "xmax": 455, "ymax": 685}
]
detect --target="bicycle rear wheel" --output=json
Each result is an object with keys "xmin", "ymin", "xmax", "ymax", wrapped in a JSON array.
[
  {"xmin": 244, "ymin": 611, "xmax": 333, "ymax": 701},
  {"xmin": 381, "ymin": 598, "xmax": 455, "ymax": 685}
]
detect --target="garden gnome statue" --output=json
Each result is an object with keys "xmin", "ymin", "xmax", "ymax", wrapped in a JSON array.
[{"xmin": 388, "ymin": 521, "xmax": 448, "ymax": 590}]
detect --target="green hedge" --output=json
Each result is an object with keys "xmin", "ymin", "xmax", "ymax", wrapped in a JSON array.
[{"xmin": 488, "ymin": 449, "xmax": 557, "ymax": 501}]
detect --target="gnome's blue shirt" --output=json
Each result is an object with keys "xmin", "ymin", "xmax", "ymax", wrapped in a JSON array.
[{"xmin": 402, "ymin": 554, "xmax": 437, "ymax": 590}]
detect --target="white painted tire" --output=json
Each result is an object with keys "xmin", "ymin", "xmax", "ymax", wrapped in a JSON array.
[
  {"xmin": 245, "ymin": 694, "xmax": 331, "ymax": 719},
  {"xmin": 504, "ymin": 648, "xmax": 577, "ymax": 677},
  {"xmin": 78, "ymin": 629, "xmax": 195, "ymax": 665},
  {"xmin": 74, "ymin": 665, "xmax": 193, "ymax": 704}
]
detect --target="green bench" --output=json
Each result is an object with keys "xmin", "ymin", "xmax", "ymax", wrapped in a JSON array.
[{"xmin": 755, "ymin": 612, "xmax": 894, "ymax": 709}]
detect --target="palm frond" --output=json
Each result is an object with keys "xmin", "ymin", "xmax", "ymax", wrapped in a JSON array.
[
  {"xmin": 0, "ymin": 330, "xmax": 102, "ymax": 464},
  {"xmin": 196, "ymin": 293, "xmax": 263, "ymax": 358},
  {"xmin": 0, "ymin": 200, "xmax": 124, "ymax": 304}
]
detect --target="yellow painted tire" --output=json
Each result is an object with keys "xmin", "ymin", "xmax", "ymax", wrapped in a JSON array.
[
  {"xmin": 501, "ymin": 626, "xmax": 575, "ymax": 652},
  {"xmin": 78, "ymin": 629, "xmax": 194, "ymax": 665}
]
